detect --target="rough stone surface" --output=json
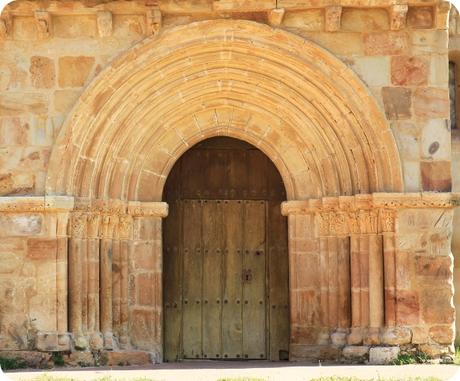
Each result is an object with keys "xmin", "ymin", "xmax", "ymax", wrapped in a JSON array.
[
  {"xmin": 369, "ymin": 346, "xmax": 400, "ymax": 365},
  {"xmin": 58, "ymin": 56, "xmax": 95, "ymax": 88},
  {"xmin": 342, "ymin": 346, "xmax": 369, "ymax": 360}
]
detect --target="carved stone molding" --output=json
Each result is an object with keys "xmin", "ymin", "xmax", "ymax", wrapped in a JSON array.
[
  {"xmin": 267, "ymin": 8, "xmax": 285, "ymax": 27},
  {"xmin": 70, "ymin": 212, "xmax": 87, "ymax": 239},
  {"xmin": 325, "ymin": 6, "xmax": 342, "ymax": 32},
  {"xmin": 0, "ymin": 13, "xmax": 12, "ymax": 40},
  {"xmin": 282, "ymin": 193, "xmax": 460, "ymax": 216},
  {"xmin": 146, "ymin": 7, "xmax": 161, "ymax": 36},
  {"xmin": 128, "ymin": 201, "xmax": 168, "ymax": 218},
  {"xmin": 118, "ymin": 214, "xmax": 133, "ymax": 240},
  {"xmin": 97, "ymin": 11, "xmax": 112, "ymax": 37},
  {"xmin": 34, "ymin": 10, "xmax": 51, "ymax": 39},
  {"xmin": 0, "ymin": 196, "xmax": 74, "ymax": 213}
]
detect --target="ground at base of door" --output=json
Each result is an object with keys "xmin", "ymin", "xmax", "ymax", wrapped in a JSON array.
[{"xmin": 4, "ymin": 362, "xmax": 460, "ymax": 381}]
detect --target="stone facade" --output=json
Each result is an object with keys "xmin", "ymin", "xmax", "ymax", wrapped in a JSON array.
[{"xmin": 0, "ymin": 0, "xmax": 458, "ymax": 364}]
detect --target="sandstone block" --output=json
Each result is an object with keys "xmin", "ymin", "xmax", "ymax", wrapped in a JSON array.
[
  {"xmin": 303, "ymin": 32, "xmax": 364, "ymax": 56},
  {"xmin": 416, "ymin": 256, "xmax": 451, "ymax": 278},
  {"xmin": 413, "ymin": 88, "xmax": 449, "ymax": 119},
  {"xmin": 331, "ymin": 331, "xmax": 347, "ymax": 346},
  {"xmin": 53, "ymin": 15, "xmax": 97, "ymax": 38},
  {"xmin": 12, "ymin": 16, "xmax": 38, "ymax": 41},
  {"xmin": 401, "ymin": 161, "xmax": 421, "ymax": 192},
  {"xmin": 341, "ymin": 8, "xmax": 389, "ymax": 32},
  {"xmin": 381, "ymin": 327, "xmax": 412, "ymax": 345},
  {"xmin": 27, "ymin": 239, "xmax": 57, "ymax": 260},
  {"xmin": 351, "ymin": 56, "xmax": 390, "ymax": 87},
  {"xmin": 289, "ymin": 344, "xmax": 341, "ymax": 361},
  {"xmin": 391, "ymin": 55, "xmax": 428, "ymax": 86},
  {"xmin": 396, "ymin": 290, "xmax": 420, "ymax": 325},
  {"xmin": 429, "ymin": 325, "xmax": 455, "ymax": 344},
  {"xmin": 0, "ymin": 214, "xmax": 42, "ymax": 236},
  {"xmin": 421, "ymin": 287, "xmax": 454, "ymax": 324},
  {"xmin": 419, "ymin": 343, "xmax": 453, "ymax": 358},
  {"xmin": 411, "ymin": 326, "xmax": 429, "ymax": 344},
  {"xmin": 54, "ymin": 89, "xmax": 81, "ymax": 113},
  {"xmin": 113, "ymin": 15, "xmax": 146, "ymax": 38},
  {"xmin": 30, "ymin": 56, "xmax": 55, "ymax": 89},
  {"xmin": 407, "ymin": 6, "xmax": 434, "ymax": 29},
  {"xmin": 0, "ymin": 92, "xmax": 48, "ymax": 116},
  {"xmin": 0, "ymin": 351, "xmax": 51, "ymax": 368},
  {"xmin": 420, "ymin": 161, "xmax": 452, "ymax": 192},
  {"xmin": 282, "ymin": 9, "xmax": 323, "ymax": 31},
  {"xmin": 411, "ymin": 30, "xmax": 447, "ymax": 55},
  {"xmin": 342, "ymin": 345, "xmax": 369, "ymax": 359},
  {"xmin": 36, "ymin": 332, "xmax": 58, "ymax": 351},
  {"xmin": 0, "ymin": 117, "xmax": 31, "ymax": 146},
  {"xmin": 58, "ymin": 56, "xmax": 95, "ymax": 88},
  {"xmin": 421, "ymin": 119, "xmax": 450, "ymax": 161},
  {"xmin": 369, "ymin": 346, "xmax": 400, "ymax": 365},
  {"xmin": 65, "ymin": 351, "xmax": 94, "ymax": 367},
  {"xmin": 429, "ymin": 55, "xmax": 448, "ymax": 87},
  {"xmin": 102, "ymin": 351, "xmax": 152, "ymax": 366},
  {"xmin": 382, "ymin": 87, "xmax": 411, "ymax": 120},
  {"xmin": 137, "ymin": 273, "xmax": 154, "ymax": 306},
  {"xmin": 364, "ymin": 32, "xmax": 408, "ymax": 56}
]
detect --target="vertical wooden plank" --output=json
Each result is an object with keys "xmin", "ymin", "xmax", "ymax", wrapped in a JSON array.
[
  {"xmin": 242, "ymin": 200, "xmax": 266, "ymax": 359},
  {"xmin": 247, "ymin": 151, "xmax": 267, "ymax": 199},
  {"xmin": 228, "ymin": 150, "xmax": 248, "ymax": 200},
  {"xmin": 222, "ymin": 200, "xmax": 244, "ymax": 359},
  {"xmin": 267, "ymin": 200, "xmax": 289, "ymax": 361},
  {"xmin": 202, "ymin": 200, "xmax": 223, "ymax": 359},
  {"xmin": 182, "ymin": 200, "xmax": 203, "ymax": 358},
  {"xmin": 163, "ymin": 199, "xmax": 182, "ymax": 361}
]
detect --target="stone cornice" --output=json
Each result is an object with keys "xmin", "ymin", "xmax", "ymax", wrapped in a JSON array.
[
  {"xmin": 127, "ymin": 201, "xmax": 169, "ymax": 218},
  {"xmin": 281, "ymin": 192, "xmax": 460, "ymax": 216},
  {"xmin": 0, "ymin": 196, "xmax": 74, "ymax": 212},
  {"xmin": 0, "ymin": 196, "xmax": 169, "ymax": 217}
]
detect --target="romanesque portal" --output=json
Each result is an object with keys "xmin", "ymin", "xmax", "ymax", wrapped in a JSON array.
[{"xmin": 0, "ymin": 15, "xmax": 458, "ymax": 364}]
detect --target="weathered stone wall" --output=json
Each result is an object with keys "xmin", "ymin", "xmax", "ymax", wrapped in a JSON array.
[
  {"xmin": 448, "ymin": 5, "xmax": 460, "ymax": 345},
  {"xmin": 0, "ymin": 0, "xmax": 457, "ymax": 363},
  {"xmin": 0, "ymin": 1, "xmax": 452, "ymax": 195}
]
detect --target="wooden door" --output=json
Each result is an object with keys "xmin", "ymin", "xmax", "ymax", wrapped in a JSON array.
[
  {"xmin": 176, "ymin": 200, "xmax": 266, "ymax": 360},
  {"xmin": 163, "ymin": 137, "xmax": 289, "ymax": 362}
]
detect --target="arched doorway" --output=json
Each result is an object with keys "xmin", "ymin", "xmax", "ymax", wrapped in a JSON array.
[{"xmin": 162, "ymin": 137, "xmax": 289, "ymax": 361}]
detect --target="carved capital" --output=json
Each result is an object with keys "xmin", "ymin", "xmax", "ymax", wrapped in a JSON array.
[
  {"xmin": 100, "ymin": 215, "xmax": 119, "ymax": 239},
  {"xmin": 389, "ymin": 4, "xmax": 408, "ymax": 31},
  {"xmin": 325, "ymin": 6, "xmax": 342, "ymax": 32},
  {"xmin": 378, "ymin": 209, "xmax": 395, "ymax": 233},
  {"xmin": 118, "ymin": 214, "xmax": 133, "ymax": 240},
  {"xmin": 70, "ymin": 213, "xmax": 87, "ymax": 239},
  {"xmin": 34, "ymin": 10, "xmax": 51, "ymax": 39},
  {"xmin": 87, "ymin": 213, "xmax": 101, "ymax": 239},
  {"xmin": 146, "ymin": 7, "xmax": 162, "ymax": 36}
]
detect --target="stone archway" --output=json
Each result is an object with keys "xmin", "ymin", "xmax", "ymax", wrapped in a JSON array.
[{"xmin": 45, "ymin": 20, "xmax": 412, "ymax": 360}]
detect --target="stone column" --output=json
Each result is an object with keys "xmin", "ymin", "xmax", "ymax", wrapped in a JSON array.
[
  {"xmin": 128, "ymin": 202, "xmax": 168, "ymax": 360},
  {"xmin": 68, "ymin": 212, "xmax": 88, "ymax": 349},
  {"xmin": 87, "ymin": 214, "xmax": 102, "ymax": 349},
  {"xmin": 100, "ymin": 214, "xmax": 118, "ymax": 349},
  {"xmin": 118, "ymin": 215, "xmax": 133, "ymax": 348},
  {"xmin": 281, "ymin": 201, "xmax": 324, "ymax": 359}
]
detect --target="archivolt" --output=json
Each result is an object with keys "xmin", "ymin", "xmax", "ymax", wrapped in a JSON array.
[{"xmin": 46, "ymin": 20, "xmax": 403, "ymax": 201}]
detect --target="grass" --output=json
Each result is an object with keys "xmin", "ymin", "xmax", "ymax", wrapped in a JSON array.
[
  {"xmin": 0, "ymin": 356, "xmax": 27, "ymax": 371},
  {"xmin": 454, "ymin": 346, "xmax": 460, "ymax": 365},
  {"xmin": 392, "ymin": 351, "xmax": 430, "ymax": 365}
]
